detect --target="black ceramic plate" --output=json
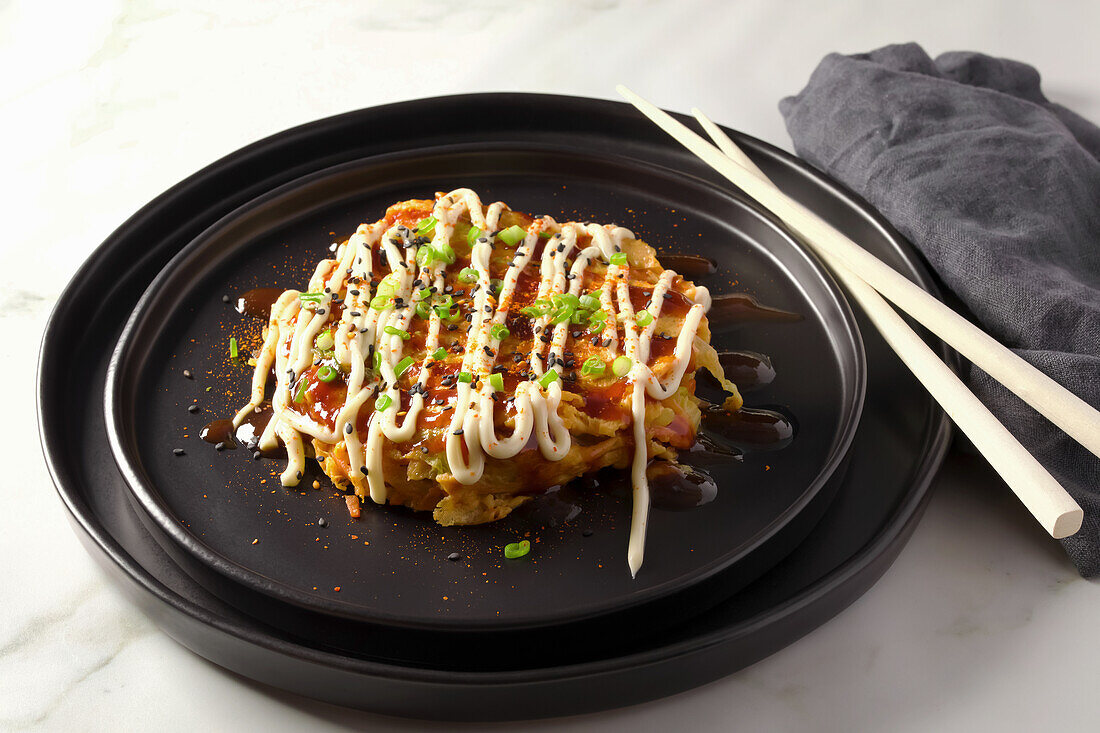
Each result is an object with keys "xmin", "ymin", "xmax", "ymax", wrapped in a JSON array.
[
  {"xmin": 105, "ymin": 144, "xmax": 864, "ymax": 635},
  {"xmin": 39, "ymin": 94, "xmax": 952, "ymax": 720}
]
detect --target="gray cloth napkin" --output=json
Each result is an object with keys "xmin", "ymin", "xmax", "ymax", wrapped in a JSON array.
[{"xmin": 779, "ymin": 43, "xmax": 1100, "ymax": 577}]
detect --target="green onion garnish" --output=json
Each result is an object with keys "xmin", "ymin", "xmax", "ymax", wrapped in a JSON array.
[
  {"xmin": 498, "ymin": 225, "xmax": 526, "ymax": 246},
  {"xmin": 435, "ymin": 305, "xmax": 458, "ymax": 322},
  {"xmin": 394, "ymin": 356, "xmax": 414, "ymax": 378},
  {"xmin": 229, "ymin": 337, "xmax": 239, "ymax": 359},
  {"xmin": 537, "ymin": 370, "xmax": 559, "ymax": 388},
  {"xmin": 570, "ymin": 309, "xmax": 587, "ymax": 325},
  {"xmin": 489, "ymin": 373, "xmax": 504, "ymax": 392},
  {"xmin": 458, "ymin": 267, "xmax": 479, "ymax": 283},
  {"xmin": 578, "ymin": 294, "xmax": 600, "ymax": 311},
  {"xmin": 298, "ymin": 292, "xmax": 324, "ymax": 302},
  {"xmin": 431, "ymin": 347, "xmax": 447, "ymax": 361},
  {"xmin": 370, "ymin": 294, "xmax": 393, "ymax": 310},
  {"xmin": 293, "ymin": 378, "xmax": 308, "ymax": 403},
  {"xmin": 551, "ymin": 306, "xmax": 573, "ymax": 324},
  {"xmin": 415, "ymin": 300, "xmax": 432, "ymax": 319},
  {"xmin": 558, "ymin": 293, "xmax": 580, "ymax": 308},
  {"xmin": 520, "ymin": 305, "xmax": 545, "ymax": 318},
  {"xmin": 376, "ymin": 394, "xmax": 392, "ymax": 411},
  {"xmin": 434, "ymin": 293, "xmax": 453, "ymax": 308},
  {"xmin": 415, "ymin": 216, "xmax": 438, "ymax": 236},
  {"xmin": 504, "ymin": 539, "xmax": 530, "ymax": 559},
  {"xmin": 635, "ymin": 311, "xmax": 654, "ymax": 327},
  {"xmin": 373, "ymin": 351, "xmax": 381, "ymax": 369},
  {"xmin": 538, "ymin": 231, "xmax": 552, "ymax": 239},
  {"xmin": 384, "ymin": 325, "xmax": 410, "ymax": 340},
  {"xmin": 581, "ymin": 357, "xmax": 606, "ymax": 376},
  {"xmin": 457, "ymin": 371, "xmax": 473, "ymax": 384},
  {"xmin": 612, "ymin": 355, "xmax": 632, "ymax": 377},
  {"xmin": 609, "ymin": 252, "xmax": 628, "ymax": 266},
  {"xmin": 467, "ymin": 225, "xmax": 482, "ymax": 245},
  {"xmin": 490, "ymin": 324, "xmax": 510, "ymax": 341},
  {"xmin": 437, "ymin": 241, "xmax": 456, "ymax": 265},
  {"xmin": 415, "ymin": 246, "xmax": 436, "ymax": 267},
  {"xmin": 315, "ymin": 329, "xmax": 334, "ymax": 351},
  {"xmin": 316, "ymin": 364, "xmax": 338, "ymax": 383}
]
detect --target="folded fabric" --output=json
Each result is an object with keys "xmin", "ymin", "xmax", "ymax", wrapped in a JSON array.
[{"xmin": 779, "ymin": 43, "xmax": 1100, "ymax": 577}]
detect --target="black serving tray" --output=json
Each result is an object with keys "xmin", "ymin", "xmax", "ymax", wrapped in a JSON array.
[{"xmin": 39, "ymin": 94, "xmax": 951, "ymax": 720}]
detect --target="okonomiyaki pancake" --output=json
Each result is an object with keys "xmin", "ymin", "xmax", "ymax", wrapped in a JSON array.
[{"xmin": 233, "ymin": 188, "xmax": 742, "ymax": 574}]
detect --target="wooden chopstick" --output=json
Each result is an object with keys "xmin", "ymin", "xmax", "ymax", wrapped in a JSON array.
[
  {"xmin": 617, "ymin": 85, "xmax": 1100, "ymax": 471},
  {"xmin": 689, "ymin": 107, "xmax": 1082, "ymax": 539},
  {"xmin": 615, "ymin": 87, "xmax": 1084, "ymax": 538}
]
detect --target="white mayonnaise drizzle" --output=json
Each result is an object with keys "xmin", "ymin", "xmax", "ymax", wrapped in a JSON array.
[{"xmin": 233, "ymin": 189, "xmax": 710, "ymax": 576}]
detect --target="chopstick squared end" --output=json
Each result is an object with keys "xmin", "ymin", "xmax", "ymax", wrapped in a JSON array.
[{"xmin": 1051, "ymin": 508, "xmax": 1083, "ymax": 539}]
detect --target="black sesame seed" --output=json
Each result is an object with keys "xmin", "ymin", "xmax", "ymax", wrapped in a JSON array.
[
  {"xmin": 447, "ymin": 552, "xmax": 461, "ymax": 561},
  {"xmin": 359, "ymin": 466, "xmax": 368, "ymax": 475},
  {"xmin": 182, "ymin": 369, "xmax": 193, "ymax": 379},
  {"xmin": 253, "ymin": 451, "xmax": 262, "ymax": 460},
  {"xmin": 345, "ymin": 423, "xmax": 353, "ymax": 434},
  {"xmin": 187, "ymin": 404, "xmax": 199, "ymax": 414},
  {"xmin": 221, "ymin": 295, "xmax": 230, "ymax": 303},
  {"xmin": 173, "ymin": 448, "xmax": 185, "ymax": 456},
  {"xmin": 215, "ymin": 442, "xmax": 227, "ymax": 451},
  {"xmin": 582, "ymin": 529, "xmax": 594, "ymax": 537},
  {"xmin": 317, "ymin": 518, "xmax": 328, "ymax": 528}
]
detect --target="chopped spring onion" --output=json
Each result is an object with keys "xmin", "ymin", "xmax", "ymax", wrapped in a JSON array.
[
  {"xmin": 394, "ymin": 356, "xmax": 414, "ymax": 378},
  {"xmin": 498, "ymin": 225, "xmax": 526, "ymax": 246},
  {"xmin": 384, "ymin": 325, "xmax": 410, "ymax": 340},
  {"xmin": 587, "ymin": 310, "xmax": 607, "ymax": 331},
  {"xmin": 537, "ymin": 370, "xmax": 559, "ymax": 388},
  {"xmin": 431, "ymin": 346, "xmax": 447, "ymax": 361},
  {"xmin": 436, "ymin": 241, "xmax": 456, "ymax": 265},
  {"xmin": 373, "ymin": 351, "xmax": 381, "ymax": 369},
  {"xmin": 458, "ymin": 267, "xmax": 479, "ymax": 283},
  {"xmin": 298, "ymin": 292, "xmax": 324, "ymax": 302},
  {"xmin": 229, "ymin": 337, "xmax": 239, "ymax": 359},
  {"xmin": 609, "ymin": 252, "xmax": 628, "ymax": 266},
  {"xmin": 520, "ymin": 305, "xmax": 545, "ymax": 318},
  {"xmin": 578, "ymin": 294, "xmax": 601, "ymax": 311},
  {"xmin": 457, "ymin": 371, "xmax": 473, "ymax": 384},
  {"xmin": 433, "ymin": 293, "xmax": 453, "ymax": 309},
  {"xmin": 570, "ymin": 309, "xmax": 587, "ymax": 325},
  {"xmin": 489, "ymin": 373, "xmax": 504, "ymax": 392},
  {"xmin": 538, "ymin": 231, "xmax": 552, "ymax": 239},
  {"xmin": 376, "ymin": 394, "xmax": 393, "ymax": 411},
  {"xmin": 315, "ymin": 329, "xmax": 334, "ymax": 351},
  {"xmin": 415, "ymin": 300, "xmax": 432, "ymax": 319},
  {"xmin": 581, "ymin": 357, "xmax": 606, "ymax": 376},
  {"xmin": 376, "ymin": 273, "xmax": 399, "ymax": 296},
  {"xmin": 635, "ymin": 311, "xmax": 654, "ymax": 327},
  {"xmin": 435, "ymin": 305, "xmax": 458, "ymax": 321},
  {"xmin": 415, "ymin": 246, "xmax": 436, "ymax": 267},
  {"xmin": 415, "ymin": 216, "xmax": 438, "ymax": 236},
  {"xmin": 612, "ymin": 355, "xmax": 632, "ymax": 377},
  {"xmin": 316, "ymin": 364, "xmax": 338, "ymax": 383},
  {"xmin": 467, "ymin": 225, "xmax": 481, "ymax": 246},
  {"xmin": 293, "ymin": 378, "xmax": 308, "ymax": 403},
  {"xmin": 490, "ymin": 324, "xmax": 510, "ymax": 341},
  {"xmin": 504, "ymin": 539, "xmax": 530, "ymax": 559},
  {"xmin": 551, "ymin": 306, "xmax": 573, "ymax": 324},
  {"xmin": 370, "ymin": 294, "xmax": 394, "ymax": 310}
]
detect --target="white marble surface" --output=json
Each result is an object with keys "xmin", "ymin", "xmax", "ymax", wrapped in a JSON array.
[{"xmin": 6, "ymin": 0, "xmax": 1099, "ymax": 729}]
